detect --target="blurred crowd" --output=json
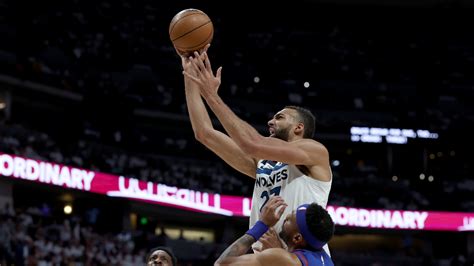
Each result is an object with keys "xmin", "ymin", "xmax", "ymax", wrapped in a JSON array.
[
  {"xmin": 0, "ymin": 124, "xmax": 252, "ymax": 196},
  {"xmin": 1, "ymin": 122, "xmax": 473, "ymax": 212},
  {"xmin": 0, "ymin": 205, "xmax": 146, "ymax": 266},
  {"xmin": 0, "ymin": 201, "xmax": 225, "ymax": 266},
  {"xmin": 1, "ymin": 0, "xmax": 472, "ymax": 132}
]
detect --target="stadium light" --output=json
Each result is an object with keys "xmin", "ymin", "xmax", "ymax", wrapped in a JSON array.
[{"xmin": 64, "ymin": 204, "xmax": 73, "ymax": 215}]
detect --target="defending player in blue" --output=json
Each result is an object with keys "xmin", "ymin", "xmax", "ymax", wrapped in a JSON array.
[{"xmin": 214, "ymin": 196, "xmax": 335, "ymax": 266}]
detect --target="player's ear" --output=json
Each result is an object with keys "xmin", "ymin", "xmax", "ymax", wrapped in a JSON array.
[
  {"xmin": 294, "ymin": 122, "xmax": 304, "ymax": 136},
  {"xmin": 293, "ymin": 233, "xmax": 304, "ymax": 246}
]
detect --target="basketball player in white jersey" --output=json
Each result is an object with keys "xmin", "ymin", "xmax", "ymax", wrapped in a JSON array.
[{"xmin": 178, "ymin": 46, "xmax": 332, "ymax": 255}]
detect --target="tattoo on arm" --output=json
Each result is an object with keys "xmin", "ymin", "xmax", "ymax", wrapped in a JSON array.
[{"xmin": 217, "ymin": 235, "xmax": 255, "ymax": 261}]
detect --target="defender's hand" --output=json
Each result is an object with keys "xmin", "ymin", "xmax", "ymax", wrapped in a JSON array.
[
  {"xmin": 260, "ymin": 196, "xmax": 287, "ymax": 227},
  {"xmin": 260, "ymin": 227, "xmax": 284, "ymax": 250}
]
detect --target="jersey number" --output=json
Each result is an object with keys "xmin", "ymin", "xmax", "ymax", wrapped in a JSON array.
[{"xmin": 260, "ymin": 186, "xmax": 282, "ymax": 212}]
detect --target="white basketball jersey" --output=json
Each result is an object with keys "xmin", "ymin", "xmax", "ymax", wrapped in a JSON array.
[{"xmin": 250, "ymin": 159, "xmax": 332, "ymax": 254}]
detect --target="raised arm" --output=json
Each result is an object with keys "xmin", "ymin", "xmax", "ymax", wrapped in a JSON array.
[
  {"xmin": 179, "ymin": 46, "xmax": 257, "ymax": 178},
  {"xmin": 214, "ymin": 248, "xmax": 299, "ymax": 266},
  {"xmin": 183, "ymin": 52, "xmax": 331, "ymax": 180}
]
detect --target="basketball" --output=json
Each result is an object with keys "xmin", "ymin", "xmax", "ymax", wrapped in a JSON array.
[{"xmin": 169, "ymin": 9, "xmax": 214, "ymax": 56}]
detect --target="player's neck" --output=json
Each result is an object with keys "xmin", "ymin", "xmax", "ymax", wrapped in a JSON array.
[
  {"xmin": 287, "ymin": 244, "xmax": 299, "ymax": 252},
  {"xmin": 288, "ymin": 135, "xmax": 303, "ymax": 142}
]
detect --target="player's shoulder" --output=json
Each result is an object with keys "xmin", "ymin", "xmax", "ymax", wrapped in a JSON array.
[
  {"xmin": 293, "ymin": 249, "xmax": 334, "ymax": 266},
  {"xmin": 293, "ymin": 139, "xmax": 329, "ymax": 154},
  {"xmin": 257, "ymin": 248, "xmax": 300, "ymax": 265}
]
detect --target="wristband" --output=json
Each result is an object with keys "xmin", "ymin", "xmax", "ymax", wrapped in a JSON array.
[{"xmin": 245, "ymin": 221, "xmax": 269, "ymax": 240}]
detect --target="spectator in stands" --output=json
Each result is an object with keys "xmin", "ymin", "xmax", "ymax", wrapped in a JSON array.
[{"xmin": 0, "ymin": 216, "xmax": 14, "ymax": 265}]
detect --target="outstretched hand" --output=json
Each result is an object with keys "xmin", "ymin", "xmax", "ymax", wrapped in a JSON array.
[
  {"xmin": 259, "ymin": 227, "xmax": 285, "ymax": 250},
  {"xmin": 182, "ymin": 50, "xmax": 222, "ymax": 98},
  {"xmin": 260, "ymin": 196, "xmax": 287, "ymax": 227},
  {"xmin": 175, "ymin": 44, "xmax": 210, "ymax": 75}
]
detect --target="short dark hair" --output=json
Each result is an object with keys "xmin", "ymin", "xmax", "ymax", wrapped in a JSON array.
[
  {"xmin": 285, "ymin": 106, "xmax": 316, "ymax": 138},
  {"xmin": 305, "ymin": 203, "xmax": 335, "ymax": 244},
  {"xmin": 146, "ymin": 246, "xmax": 177, "ymax": 266}
]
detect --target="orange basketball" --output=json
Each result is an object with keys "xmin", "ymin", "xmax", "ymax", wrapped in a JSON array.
[{"xmin": 169, "ymin": 9, "xmax": 214, "ymax": 56}]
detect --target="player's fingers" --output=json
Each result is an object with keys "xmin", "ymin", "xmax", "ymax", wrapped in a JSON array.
[
  {"xmin": 180, "ymin": 55, "xmax": 187, "ymax": 66},
  {"xmin": 198, "ymin": 52, "xmax": 206, "ymax": 64},
  {"xmin": 265, "ymin": 202, "xmax": 281, "ymax": 213},
  {"xmin": 271, "ymin": 228, "xmax": 279, "ymax": 236},
  {"xmin": 267, "ymin": 227, "xmax": 276, "ymax": 235},
  {"xmin": 203, "ymin": 52, "xmax": 210, "ymax": 70},
  {"xmin": 189, "ymin": 56, "xmax": 203, "ymax": 76},
  {"xmin": 267, "ymin": 196, "xmax": 284, "ymax": 207},
  {"xmin": 200, "ymin": 43, "xmax": 211, "ymax": 54},
  {"xmin": 190, "ymin": 55, "xmax": 199, "ymax": 67},
  {"xmin": 269, "ymin": 201, "xmax": 286, "ymax": 213},
  {"xmin": 203, "ymin": 52, "xmax": 212, "ymax": 71},
  {"xmin": 267, "ymin": 196, "xmax": 283, "ymax": 205},
  {"xmin": 193, "ymin": 51, "xmax": 206, "ymax": 71},
  {"xmin": 261, "ymin": 235, "xmax": 272, "ymax": 243},
  {"xmin": 261, "ymin": 197, "xmax": 283, "ymax": 213},
  {"xmin": 260, "ymin": 236, "xmax": 270, "ymax": 244},
  {"xmin": 216, "ymin": 67, "xmax": 222, "ymax": 80},
  {"xmin": 276, "ymin": 204, "xmax": 287, "ymax": 217},
  {"xmin": 272, "ymin": 198, "xmax": 285, "ymax": 207}
]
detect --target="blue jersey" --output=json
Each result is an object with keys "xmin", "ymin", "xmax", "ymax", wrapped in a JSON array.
[{"xmin": 292, "ymin": 249, "xmax": 334, "ymax": 266}]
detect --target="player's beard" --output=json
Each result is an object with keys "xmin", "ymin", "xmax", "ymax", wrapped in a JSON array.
[
  {"xmin": 279, "ymin": 229, "xmax": 291, "ymax": 247},
  {"xmin": 272, "ymin": 126, "xmax": 291, "ymax": 141}
]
